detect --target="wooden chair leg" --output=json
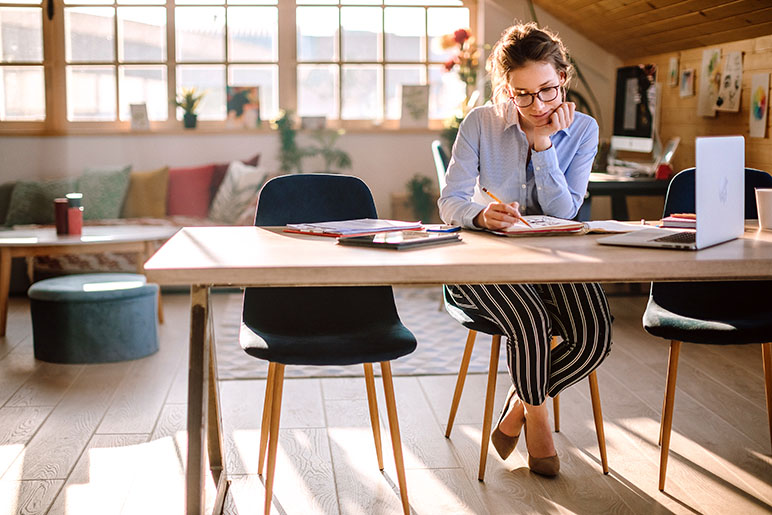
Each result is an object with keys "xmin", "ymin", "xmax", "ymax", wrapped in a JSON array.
[
  {"xmin": 659, "ymin": 340, "xmax": 682, "ymax": 492},
  {"xmin": 380, "ymin": 361, "xmax": 410, "ymax": 515},
  {"xmin": 363, "ymin": 362, "xmax": 384, "ymax": 470},
  {"xmin": 588, "ymin": 371, "xmax": 609, "ymax": 474},
  {"xmin": 258, "ymin": 362, "xmax": 277, "ymax": 476},
  {"xmin": 550, "ymin": 337, "xmax": 560, "ymax": 432},
  {"xmin": 264, "ymin": 363, "xmax": 285, "ymax": 515},
  {"xmin": 446, "ymin": 330, "xmax": 477, "ymax": 438},
  {"xmin": 478, "ymin": 335, "xmax": 502, "ymax": 482},
  {"xmin": 762, "ymin": 342, "xmax": 772, "ymax": 453}
]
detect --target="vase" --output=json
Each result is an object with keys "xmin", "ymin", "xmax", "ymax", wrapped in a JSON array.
[{"xmin": 183, "ymin": 113, "xmax": 198, "ymax": 129}]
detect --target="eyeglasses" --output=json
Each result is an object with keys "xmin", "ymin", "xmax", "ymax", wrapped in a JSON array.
[{"xmin": 510, "ymin": 85, "xmax": 561, "ymax": 107}]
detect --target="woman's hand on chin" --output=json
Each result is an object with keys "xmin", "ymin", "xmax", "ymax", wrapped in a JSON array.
[{"xmin": 533, "ymin": 101, "xmax": 575, "ymax": 151}]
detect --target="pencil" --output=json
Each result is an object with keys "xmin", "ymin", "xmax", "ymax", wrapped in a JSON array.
[{"xmin": 481, "ymin": 187, "xmax": 532, "ymax": 228}]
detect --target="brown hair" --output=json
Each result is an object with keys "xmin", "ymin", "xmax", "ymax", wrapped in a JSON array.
[{"xmin": 487, "ymin": 22, "xmax": 573, "ymax": 104}]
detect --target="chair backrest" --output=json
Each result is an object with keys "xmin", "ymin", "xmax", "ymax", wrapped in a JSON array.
[
  {"xmin": 244, "ymin": 174, "xmax": 400, "ymax": 336},
  {"xmin": 432, "ymin": 140, "xmax": 449, "ymax": 191},
  {"xmin": 663, "ymin": 167, "xmax": 772, "ymax": 219},
  {"xmin": 255, "ymin": 173, "xmax": 377, "ymax": 226}
]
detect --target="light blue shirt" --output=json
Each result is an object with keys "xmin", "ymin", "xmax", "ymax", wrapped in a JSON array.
[{"xmin": 438, "ymin": 101, "xmax": 599, "ymax": 228}]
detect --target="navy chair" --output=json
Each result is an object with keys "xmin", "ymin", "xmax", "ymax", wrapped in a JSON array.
[
  {"xmin": 643, "ymin": 167, "xmax": 772, "ymax": 491},
  {"xmin": 240, "ymin": 174, "xmax": 416, "ymax": 514},
  {"xmin": 431, "ymin": 140, "xmax": 608, "ymax": 480}
]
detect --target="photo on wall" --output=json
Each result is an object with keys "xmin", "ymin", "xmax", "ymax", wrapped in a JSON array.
[
  {"xmin": 226, "ymin": 86, "xmax": 261, "ymax": 128},
  {"xmin": 668, "ymin": 56, "xmax": 679, "ymax": 87},
  {"xmin": 679, "ymin": 69, "xmax": 695, "ymax": 98},
  {"xmin": 716, "ymin": 51, "xmax": 743, "ymax": 112},
  {"xmin": 697, "ymin": 48, "xmax": 721, "ymax": 117},
  {"xmin": 749, "ymin": 73, "xmax": 769, "ymax": 139},
  {"xmin": 400, "ymin": 85, "xmax": 430, "ymax": 129}
]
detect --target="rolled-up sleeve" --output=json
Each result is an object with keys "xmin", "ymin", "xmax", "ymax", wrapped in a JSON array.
[
  {"xmin": 438, "ymin": 111, "xmax": 488, "ymax": 228},
  {"xmin": 532, "ymin": 117, "xmax": 599, "ymax": 219}
]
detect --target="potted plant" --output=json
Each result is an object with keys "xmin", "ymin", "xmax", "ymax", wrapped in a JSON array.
[{"xmin": 174, "ymin": 87, "xmax": 205, "ymax": 129}]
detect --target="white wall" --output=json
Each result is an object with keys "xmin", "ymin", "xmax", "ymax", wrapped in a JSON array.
[{"xmin": 0, "ymin": 0, "xmax": 621, "ymax": 218}]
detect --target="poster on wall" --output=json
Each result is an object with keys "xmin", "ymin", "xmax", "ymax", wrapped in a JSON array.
[
  {"xmin": 129, "ymin": 103, "xmax": 149, "ymax": 131},
  {"xmin": 749, "ymin": 73, "xmax": 769, "ymax": 139},
  {"xmin": 679, "ymin": 69, "xmax": 695, "ymax": 98},
  {"xmin": 668, "ymin": 56, "xmax": 679, "ymax": 87},
  {"xmin": 400, "ymin": 85, "xmax": 429, "ymax": 128},
  {"xmin": 716, "ymin": 51, "xmax": 743, "ymax": 112},
  {"xmin": 226, "ymin": 86, "xmax": 261, "ymax": 128},
  {"xmin": 697, "ymin": 48, "xmax": 721, "ymax": 117}
]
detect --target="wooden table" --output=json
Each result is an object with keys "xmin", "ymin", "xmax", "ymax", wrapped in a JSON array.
[
  {"xmin": 143, "ymin": 224, "xmax": 772, "ymax": 515},
  {"xmin": 587, "ymin": 173, "xmax": 671, "ymax": 220},
  {"xmin": 0, "ymin": 224, "xmax": 178, "ymax": 336}
]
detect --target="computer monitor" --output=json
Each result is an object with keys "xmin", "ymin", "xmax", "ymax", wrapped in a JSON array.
[{"xmin": 611, "ymin": 65, "xmax": 658, "ymax": 153}]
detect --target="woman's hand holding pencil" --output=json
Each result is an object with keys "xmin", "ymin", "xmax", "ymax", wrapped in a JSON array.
[{"xmin": 474, "ymin": 187, "xmax": 532, "ymax": 230}]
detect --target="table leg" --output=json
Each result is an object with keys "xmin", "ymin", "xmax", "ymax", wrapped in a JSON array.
[
  {"xmin": 0, "ymin": 248, "xmax": 11, "ymax": 337},
  {"xmin": 141, "ymin": 244, "xmax": 164, "ymax": 324},
  {"xmin": 207, "ymin": 298, "xmax": 228, "ymax": 513},
  {"xmin": 187, "ymin": 285, "xmax": 210, "ymax": 515},
  {"xmin": 610, "ymin": 193, "xmax": 629, "ymax": 221}
]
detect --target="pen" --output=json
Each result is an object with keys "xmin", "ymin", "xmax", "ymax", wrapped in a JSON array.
[{"xmin": 482, "ymin": 187, "xmax": 532, "ymax": 228}]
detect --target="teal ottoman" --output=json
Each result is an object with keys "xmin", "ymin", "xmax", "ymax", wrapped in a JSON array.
[{"xmin": 28, "ymin": 273, "xmax": 159, "ymax": 363}]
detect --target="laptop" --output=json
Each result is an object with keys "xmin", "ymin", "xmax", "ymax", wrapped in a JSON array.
[{"xmin": 597, "ymin": 135, "xmax": 745, "ymax": 250}]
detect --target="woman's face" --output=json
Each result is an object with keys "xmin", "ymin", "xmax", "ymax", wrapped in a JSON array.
[{"xmin": 506, "ymin": 60, "xmax": 564, "ymax": 130}]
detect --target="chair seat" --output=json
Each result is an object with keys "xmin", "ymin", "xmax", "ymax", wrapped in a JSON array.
[
  {"xmin": 643, "ymin": 281, "xmax": 772, "ymax": 345},
  {"xmin": 240, "ymin": 322, "xmax": 416, "ymax": 365}
]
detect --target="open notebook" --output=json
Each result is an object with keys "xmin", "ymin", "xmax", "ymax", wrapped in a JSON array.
[{"xmin": 491, "ymin": 215, "xmax": 585, "ymax": 236}]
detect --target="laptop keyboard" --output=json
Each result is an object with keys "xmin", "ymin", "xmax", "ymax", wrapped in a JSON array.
[{"xmin": 652, "ymin": 232, "xmax": 696, "ymax": 244}]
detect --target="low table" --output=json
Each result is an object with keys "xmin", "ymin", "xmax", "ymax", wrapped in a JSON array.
[{"xmin": 0, "ymin": 224, "xmax": 178, "ymax": 336}]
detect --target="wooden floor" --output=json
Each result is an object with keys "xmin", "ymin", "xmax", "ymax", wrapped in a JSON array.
[{"xmin": 0, "ymin": 289, "xmax": 770, "ymax": 514}]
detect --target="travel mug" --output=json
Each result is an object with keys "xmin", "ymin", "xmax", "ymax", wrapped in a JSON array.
[{"xmin": 65, "ymin": 192, "xmax": 84, "ymax": 236}]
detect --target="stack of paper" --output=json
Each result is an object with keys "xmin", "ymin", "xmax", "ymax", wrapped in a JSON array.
[
  {"xmin": 495, "ymin": 215, "xmax": 585, "ymax": 236},
  {"xmin": 285, "ymin": 218, "xmax": 422, "ymax": 237}
]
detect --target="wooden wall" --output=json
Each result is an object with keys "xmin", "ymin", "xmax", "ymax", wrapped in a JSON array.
[{"xmin": 626, "ymin": 34, "xmax": 772, "ymax": 175}]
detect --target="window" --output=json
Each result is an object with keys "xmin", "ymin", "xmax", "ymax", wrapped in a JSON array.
[
  {"xmin": 295, "ymin": 0, "xmax": 469, "ymax": 123},
  {"xmin": 0, "ymin": 0, "xmax": 472, "ymax": 132}
]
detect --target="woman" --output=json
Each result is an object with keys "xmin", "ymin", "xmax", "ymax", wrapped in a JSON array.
[{"xmin": 438, "ymin": 22, "xmax": 612, "ymax": 477}]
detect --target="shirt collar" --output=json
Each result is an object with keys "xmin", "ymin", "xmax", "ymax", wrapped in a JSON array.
[{"xmin": 501, "ymin": 100, "xmax": 572, "ymax": 136}]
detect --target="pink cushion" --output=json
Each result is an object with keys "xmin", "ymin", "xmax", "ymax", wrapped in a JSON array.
[{"xmin": 167, "ymin": 164, "xmax": 216, "ymax": 217}]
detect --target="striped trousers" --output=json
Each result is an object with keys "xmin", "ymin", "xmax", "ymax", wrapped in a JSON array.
[{"xmin": 445, "ymin": 283, "xmax": 612, "ymax": 406}]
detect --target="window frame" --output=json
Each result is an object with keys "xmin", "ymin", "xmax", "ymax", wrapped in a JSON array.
[{"xmin": 0, "ymin": 0, "xmax": 476, "ymax": 134}]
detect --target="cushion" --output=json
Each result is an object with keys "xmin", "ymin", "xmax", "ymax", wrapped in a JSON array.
[
  {"xmin": 122, "ymin": 166, "xmax": 169, "ymax": 218},
  {"xmin": 167, "ymin": 164, "xmax": 216, "ymax": 218},
  {"xmin": 78, "ymin": 165, "xmax": 132, "ymax": 220},
  {"xmin": 209, "ymin": 161, "xmax": 268, "ymax": 225},
  {"xmin": 4, "ymin": 177, "xmax": 77, "ymax": 226},
  {"xmin": 0, "ymin": 182, "xmax": 16, "ymax": 225},
  {"xmin": 211, "ymin": 153, "xmax": 260, "ymax": 205}
]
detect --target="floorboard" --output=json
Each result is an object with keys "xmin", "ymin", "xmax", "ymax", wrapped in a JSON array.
[{"xmin": 0, "ymin": 290, "xmax": 769, "ymax": 515}]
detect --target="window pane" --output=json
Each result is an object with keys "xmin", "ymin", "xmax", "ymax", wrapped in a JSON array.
[
  {"xmin": 298, "ymin": 64, "xmax": 337, "ymax": 119},
  {"xmin": 342, "ymin": 65, "xmax": 380, "ymax": 120},
  {"xmin": 118, "ymin": 7, "xmax": 166, "ymax": 62},
  {"xmin": 229, "ymin": 64, "xmax": 278, "ymax": 120},
  {"xmin": 0, "ymin": 7, "xmax": 43, "ymax": 62},
  {"xmin": 296, "ymin": 0, "xmax": 336, "ymax": 4},
  {"xmin": 297, "ymin": 6, "xmax": 337, "ymax": 62},
  {"xmin": 429, "ymin": 64, "xmax": 463, "ymax": 119},
  {"xmin": 228, "ymin": 6, "xmax": 277, "ymax": 62},
  {"xmin": 427, "ymin": 7, "xmax": 468, "ymax": 62},
  {"xmin": 1, "ymin": 0, "xmax": 43, "ymax": 4},
  {"xmin": 176, "ymin": 64, "xmax": 225, "ymax": 120},
  {"xmin": 175, "ymin": 7, "xmax": 225, "ymax": 62},
  {"xmin": 175, "ymin": 0, "xmax": 224, "ymax": 5},
  {"xmin": 384, "ymin": 7, "xmax": 424, "ymax": 62},
  {"xmin": 119, "ymin": 65, "xmax": 167, "ymax": 121},
  {"xmin": 228, "ymin": 0, "xmax": 277, "ymax": 5},
  {"xmin": 118, "ymin": 0, "xmax": 165, "ymax": 5},
  {"xmin": 64, "ymin": 0, "xmax": 113, "ymax": 5},
  {"xmin": 65, "ymin": 7, "xmax": 115, "ymax": 63},
  {"xmin": 66, "ymin": 65, "xmax": 116, "ymax": 121},
  {"xmin": 0, "ymin": 65, "xmax": 44, "ymax": 120},
  {"xmin": 341, "ymin": 0, "xmax": 381, "ymax": 4},
  {"xmin": 341, "ymin": 7, "xmax": 380, "ymax": 63},
  {"xmin": 385, "ymin": 64, "xmax": 422, "ymax": 119}
]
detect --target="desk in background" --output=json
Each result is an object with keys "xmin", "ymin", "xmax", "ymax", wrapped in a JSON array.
[{"xmin": 585, "ymin": 173, "xmax": 672, "ymax": 221}]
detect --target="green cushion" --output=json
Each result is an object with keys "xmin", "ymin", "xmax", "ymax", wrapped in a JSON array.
[
  {"xmin": 78, "ymin": 165, "xmax": 132, "ymax": 220},
  {"xmin": 0, "ymin": 182, "xmax": 16, "ymax": 226},
  {"xmin": 4, "ymin": 177, "xmax": 77, "ymax": 226}
]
